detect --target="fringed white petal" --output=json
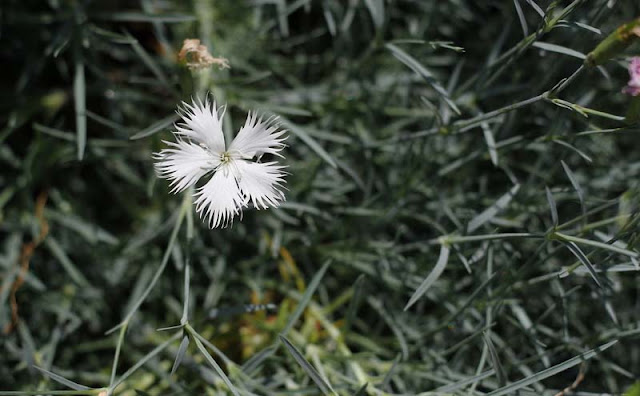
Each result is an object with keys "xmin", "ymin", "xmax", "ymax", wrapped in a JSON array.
[
  {"xmin": 153, "ymin": 97, "xmax": 288, "ymax": 228},
  {"xmin": 228, "ymin": 112, "xmax": 286, "ymax": 159},
  {"xmin": 235, "ymin": 160, "xmax": 287, "ymax": 210},
  {"xmin": 175, "ymin": 97, "xmax": 226, "ymax": 154},
  {"xmin": 194, "ymin": 167, "xmax": 246, "ymax": 228},
  {"xmin": 153, "ymin": 140, "xmax": 218, "ymax": 193}
]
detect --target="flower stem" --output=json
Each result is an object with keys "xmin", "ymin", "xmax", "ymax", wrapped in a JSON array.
[
  {"xmin": 553, "ymin": 231, "xmax": 639, "ymax": 258},
  {"xmin": 433, "ymin": 233, "xmax": 542, "ymax": 245}
]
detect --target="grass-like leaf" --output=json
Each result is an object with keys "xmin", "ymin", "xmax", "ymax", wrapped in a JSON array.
[
  {"xmin": 282, "ymin": 260, "xmax": 331, "ymax": 336},
  {"xmin": 279, "ymin": 118, "xmax": 338, "ymax": 169},
  {"xmin": 532, "ymin": 42, "xmax": 586, "ymax": 59},
  {"xmin": 405, "ymin": 244, "xmax": 450, "ymax": 310},
  {"xmin": 91, "ymin": 12, "xmax": 196, "ymax": 22},
  {"xmin": 483, "ymin": 332, "xmax": 507, "ymax": 387},
  {"xmin": 545, "ymin": 186, "xmax": 558, "ymax": 227},
  {"xmin": 170, "ymin": 335, "xmax": 190, "ymax": 375},
  {"xmin": 33, "ymin": 366, "xmax": 90, "ymax": 391},
  {"xmin": 72, "ymin": 31, "xmax": 86, "ymax": 160},
  {"xmin": 467, "ymin": 184, "xmax": 520, "ymax": 233},
  {"xmin": 561, "ymin": 160, "xmax": 586, "ymax": 220},
  {"xmin": 364, "ymin": 0, "xmax": 384, "ymax": 30},
  {"xmin": 190, "ymin": 327, "xmax": 240, "ymax": 396},
  {"xmin": 130, "ymin": 114, "xmax": 180, "ymax": 140},
  {"xmin": 279, "ymin": 335, "xmax": 336, "ymax": 396},
  {"xmin": 486, "ymin": 340, "xmax": 618, "ymax": 395},
  {"xmin": 386, "ymin": 43, "xmax": 461, "ymax": 115},
  {"xmin": 563, "ymin": 241, "xmax": 603, "ymax": 288}
]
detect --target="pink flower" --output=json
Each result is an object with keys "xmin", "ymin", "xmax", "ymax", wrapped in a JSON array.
[{"xmin": 623, "ymin": 57, "xmax": 640, "ymax": 96}]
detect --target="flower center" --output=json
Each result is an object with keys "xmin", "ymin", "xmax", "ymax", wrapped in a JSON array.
[
  {"xmin": 218, "ymin": 151, "xmax": 243, "ymax": 179},
  {"xmin": 220, "ymin": 151, "xmax": 232, "ymax": 164}
]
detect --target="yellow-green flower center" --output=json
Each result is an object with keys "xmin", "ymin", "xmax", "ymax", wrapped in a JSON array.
[{"xmin": 220, "ymin": 151, "xmax": 232, "ymax": 164}]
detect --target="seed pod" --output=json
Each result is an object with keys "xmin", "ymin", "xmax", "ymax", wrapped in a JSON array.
[{"xmin": 585, "ymin": 18, "xmax": 640, "ymax": 67}]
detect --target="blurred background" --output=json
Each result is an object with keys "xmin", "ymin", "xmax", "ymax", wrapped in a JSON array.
[{"xmin": 1, "ymin": 0, "xmax": 639, "ymax": 395}]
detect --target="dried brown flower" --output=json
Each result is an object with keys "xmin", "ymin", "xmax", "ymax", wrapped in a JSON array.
[{"xmin": 178, "ymin": 39, "xmax": 230, "ymax": 70}]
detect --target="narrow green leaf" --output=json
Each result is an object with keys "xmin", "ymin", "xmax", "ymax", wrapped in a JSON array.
[
  {"xmin": 191, "ymin": 329, "xmax": 240, "ymax": 396},
  {"xmin": 108, "ymin": 198, "xmax": 188, "ymax": 334},
  {"xmin": 381, "ymin": 353, "xmax": 401, "ymax": 390},
  {"xmin": 552, "ymin": 139, "xmax": 592, "ymax": 163},
  {"xmin": 181, "ymin": 263, "xmax": 190, "ymax": 324},
  {"xmin": 0, "ymin": 391, "xmax": 99, "ymax": 395},
  {"xmin": 405, "ymin": 244, "xmax": 450, "ymax": 310},
  {"xmin": 561, "ymin": 160, "xmax": 586, "ymax": 220},
  {"xmin": 344, "ymin": 274, "xmax": 366, "ymax": 334},
  {"xmin": 483, "ymin": 332, "xmax": 507, "ymax": 387},
  {"xmin": 467, "ymin": 184, "xmax": 520, "ymax": 233},
  {"xmin": 91, "ymin": 12, "xmax": 196, "ymax": 22},
  {"xmin": 364, "ymin": 0, "xmax": 384, "ymax": 29},
  {"xmin": 171, "ymin": 335, "xmax": 190, "ymax": 375},
  {"xmin": 279, "ymin": 335, "xmax": 335, "ymax": 395},
  {"xmin": 282, "ymin": 260, "xmax": 331, "ymax": 336},
  {"xmin": 124, "ymin": 31, "xmax": 175, "ymax": 93},
  {"xmin": 524, "ymin": 0, "xmax": 544, "ymax": 17},
  {"xmin": 486, "ymin": 340, "xmax": 618, "ymax": 396},
  {"xmin": 354, "ymin": 383, "xmax": 369, "ymax": 395},
  {"xmin": 513, "ymin": 0, "xmax": 528, "ymax": 37},
  {"xmin": 275, "ymin": 0, "xmax": 289, "ymax": 37},
  {"xmin": 279, "ymin": 118, "xmax": 337, "ymax": 168},
  {"xmin": 533, "ymin": 42, "xmax": 586, "ymax": 59},
  {"xmin": 323, "ymin": 6, "xmax": 336, "ymax": 36},
  {"xmin": 46, "ymin": 209, "xmax": 118, "ymax": 245},
  {"xmin": 563, "ymin": 241, "xmax": 602, "ymax": 288},
  {"xmin": 241, "ymin": 344, "xmax": 279, "ymax": 374},
  {"xmin": 85, "ymin": 110, "xmax": 131, "ymax": 132},
  {"xmin": 435, "ymin": 369, "xmax": 494, "ymax": 392},
  {"xmin": 555, "ymin": 232, "xmax": 639, "ymax": 258},
  {"xmin": 130, "ymin": 114, "xmax": 179, "ymax": 140},
  {"xmin": 108, "ymin": 323, "xmax": 128, "ymax": 387},
  {"xmin": 111, "ymin": 332, "xmax": 181, "ymax": 389},
  {"xmin": 156, "ymin": 324, "xmax": 184, "ymax": 332},
  {"xmin": 545, "ymin": 186, "xmax": 558, "ymax": 227},
  {"xmin": 189, "ymin": 330, "xmax": 235, "ymax": 366},
  {"xmin": 73, "ymin": 42, "xmax": 86, "ymax": 160},
  {"xmin": 44, "ymin": 237, "xmax": 91, "ymax": 287},
  {"xmin": 369, "ymin": 297, "xmax": 409, "ymax": 359},
  {"xmin": 33, "ymin": 366, "xmax": 89, "ymax": 391},
  {"xmin": 386, "ymin": 43, "xmax": 460, "ymax": 114},
  {"xmin": 572, "ymin": 21, "xmax": 601, "ymax": 34},
  {"xmin": 481, "ymin": 121, "xmax": 498, "ymax": 166}
]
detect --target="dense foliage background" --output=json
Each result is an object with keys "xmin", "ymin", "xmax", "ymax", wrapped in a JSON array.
[{"xmin": 1, "ymin": 0, "xmax": 639, "ymax": 395}]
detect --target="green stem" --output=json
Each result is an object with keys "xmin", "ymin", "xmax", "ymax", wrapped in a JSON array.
[
  {"xmin": 435, "ymin": 233, "xmax": 541, "ymax": 245},
  {"xmin": 108, "ymin": 323, "xmax": 128, "ymax": 388},
  {"xmin": 453, "ymin": 95, "xmax": 545, "ymax": 131},
  {"xmin": 103, "ymin": 193, "xmax": 190, "ymax": 394},
  {"xmin": 0, "ymin": 390, "xmax": 106, "ymax": 396},
  {"xmin": 553, "ymin": 232, "xmax": 638, "ymax": 258},
  {"xmin": 574, "ymin": 105, "xmax": 626, "ymax": 121},
  {"xmin": 110, "ymin": 193, "xmax": 190, "ymax": 332}
]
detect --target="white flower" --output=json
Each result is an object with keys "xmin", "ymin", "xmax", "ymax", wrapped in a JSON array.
[{"xmin": 153, "ymin": 98, "xmax": 287, "ymax": 228}]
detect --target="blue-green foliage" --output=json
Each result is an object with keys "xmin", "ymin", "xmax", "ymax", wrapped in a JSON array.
[{"xmin": 0, "ymin": 0, "xmax": 639, "ymax": 394}]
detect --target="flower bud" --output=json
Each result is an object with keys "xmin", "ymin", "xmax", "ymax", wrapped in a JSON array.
[{"xmin": 585, "ymin": 18, "xmax": 640, "ymax": 66}]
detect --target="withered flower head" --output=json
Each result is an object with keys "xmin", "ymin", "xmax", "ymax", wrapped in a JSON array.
[{"xmin": 178, "ymin": 39, "xmax": 230, "ymax": 70}]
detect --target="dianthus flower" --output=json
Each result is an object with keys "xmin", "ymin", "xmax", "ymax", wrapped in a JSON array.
[
  {"xmin": 154, "ymin": 98, "xmax": 287, "ymax": 228},
  {"xmin": 623, "ymin": 57, "xmax": 640, "ymax": 96}
]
